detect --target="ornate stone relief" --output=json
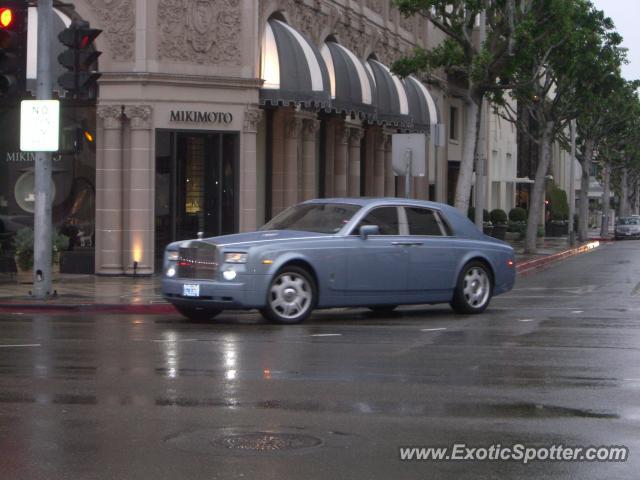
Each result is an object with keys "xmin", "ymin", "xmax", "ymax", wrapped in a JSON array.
[
  {"xmin": 364, "ymin": 0, "xmax": 384, "ymax": 15},
  {"xmin": 349, "ymin": 127, "xmax": 365, "ymax": 146},
  {"xmin": 284, "ymin": 116, "xmax": 303, "ymax": 139},
  {"xmin": 243, "ymin": 106, "xmax": 264, "ymax": 133},
  {"xmin": 85, "ymin": 0, "xmax": 135, "ymax": 61},
  {"xmin": 97, "ymin": 104, "xmax": 123, "ymax": 129},
  {"xmin": 124, "ymin": 105, "xmax": 153, "ymax": 129},
  {"xmin": 302, "ymin": 118, "xmax": 320, "ymax": 140},
  {"xmin": 158, "ymin": 0, "xmax": 241, "ymax": 65}
]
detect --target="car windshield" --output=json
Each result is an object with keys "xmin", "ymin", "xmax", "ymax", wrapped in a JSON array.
[
  {"xmin": 261, "ymin": 203, "xmax": 362, "ymax": 233},
  {"xmin": 618, "ymin": 217, "xmax": 640, "ymax": 225}
]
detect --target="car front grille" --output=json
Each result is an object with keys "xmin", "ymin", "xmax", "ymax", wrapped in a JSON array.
[{"xmin": 176, "ymin": 242, "xmax": 218, "ymax": 279}]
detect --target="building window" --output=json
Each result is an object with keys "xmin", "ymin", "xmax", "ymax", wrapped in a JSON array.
[{"xmin": 449, "ymin": 106, "xmax": 458, "ymax": 142}]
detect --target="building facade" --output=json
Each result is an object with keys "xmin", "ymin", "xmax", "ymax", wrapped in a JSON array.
[{"xmin": 0, "ymin": 0, "xmax": 520, "ymax": 275}]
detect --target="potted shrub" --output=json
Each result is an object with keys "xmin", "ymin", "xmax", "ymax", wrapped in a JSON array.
[
  {"xmin": 13, "ymin": 228, "xmax": 34, "ymax": 283},
  {"xmin": 12, "ymin": 228, "xmax": 69, "ymax": 283},
  {"xmin": 489, "ymin": 209, "xmax": 508, "ymax": 240}
]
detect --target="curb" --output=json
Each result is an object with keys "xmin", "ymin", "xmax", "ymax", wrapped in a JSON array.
[
  {"xmin": 516, "ymin": 241, "xmax": 602, "ymax": 277},
  {"xmin": 0, "ymin": 240, "xmax": 604, "ymax": 314}
]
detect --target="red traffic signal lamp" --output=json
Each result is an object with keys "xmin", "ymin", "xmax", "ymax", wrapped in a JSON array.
[
  {"xmin": 57, "ymin": 19, "xmax": 102, "ymax": 99},
  {"xmin": 0, "ymin": 1, "xmax": 27, "ymax": 99},
  {"xmin": 0, "ymin": 7, "xmax": 14, "ymax": 28}
]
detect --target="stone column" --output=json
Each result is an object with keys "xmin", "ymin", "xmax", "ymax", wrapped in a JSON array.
[
  {"xmin": 283, "ymin": 114, "xmax": 302, "ymax": 208},
  {"xmin": 324, "ymin": 119, "xmax": 336, "ymax": 197},
  {"xmin": 333, "ymin": 122, "xmax": 349, "ymax": 197},
  {"xmin": 301, "ymin": 117, "xmax": 320, "ymax": 200},
  {"xmin": 241, "ymin": 105, "xmax": 263, "ymax": 231},
  {"xmin": 363, "ymin": 127, "xmax": 376, "ymax": 196},
  {"xmin": 383, "ymin": 133, "xmax": 395, "ymax": 196},
  {"xmin": 348, "ymin": 126, "xmax": 364, "ymax": 197},
  {"xmin": 271, "ymin": 109, "xmax": 286, "ymax": 216},
  {"xmin": 96, "ymin": 105, "xmax": 124, "ymax": 275},
  {"xmin": 123, "ymin": 105, "xmax": 153, "ymax": 275},
  {"xmin": 373, "ymin": 129, "xmax": 386, "ymax": 196}
]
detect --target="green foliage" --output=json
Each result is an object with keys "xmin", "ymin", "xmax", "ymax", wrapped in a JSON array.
[
  {"xmin": 489, "ymin": 209, "xmax": 508, "ymax": 225},
  {"xmin": 507, "ymin": 221, "xmax": 527, "ymax": 237},
  {"xmin": 468, "ymin": 207, "xmax": 490, "ymax": 222},
  {"xmin": 12, "ymin": 228, "xmax": 70, "ymax": 271},
  {"xmin": 545, "ymin": 182, "xmax": 569, "ymax": 221},
  {"xmin": 509, "ymin": 207, "xmax": 527, "ymax": 223},
  {"xmin": 13, "ymin": 228, "xmax": 34, "ymax": 271}
]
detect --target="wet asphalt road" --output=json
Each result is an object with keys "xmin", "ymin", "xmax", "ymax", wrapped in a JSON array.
[{"xmin": 1, "ymin": 241, "xmax": 639, "ymax": 479}]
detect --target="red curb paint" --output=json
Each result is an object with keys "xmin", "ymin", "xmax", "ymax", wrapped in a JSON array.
[{"xmin": 0, "ymin": 303, "xmax": 177, "ymax": 315}]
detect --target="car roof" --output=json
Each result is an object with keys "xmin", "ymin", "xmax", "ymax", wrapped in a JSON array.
[{"xmin": 302, "ymin": 197, "xmax": 450, "ymax": 210}]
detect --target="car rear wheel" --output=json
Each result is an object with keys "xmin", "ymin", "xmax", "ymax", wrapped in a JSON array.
[
  {"xmin": 175, "ymin": 305, "xmax": 221, "ymax": 321},
  {"xmin": 261, "ymin": 266, "xmax": 316, "ymax": 324},
  {"xmin": 450, "ymin": 261, "xmax": 493, "ymax": 314}
]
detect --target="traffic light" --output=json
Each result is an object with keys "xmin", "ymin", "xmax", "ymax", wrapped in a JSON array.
[
  {"xmin": 57, "ymin": 19, "xmax": 101, "ymax": 99},
  {"xmin": 0, "ymin": 1, "xmax": 27, "ymax": 99}
]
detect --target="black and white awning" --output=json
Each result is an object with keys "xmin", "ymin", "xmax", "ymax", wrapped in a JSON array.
[
  {"xmin": 260, "ymin": 19, "xmax": 331, "ymax": 108},
  {"xmin": 320, "ymin": 41, "xmax": 376, "ymax": 120},
  {"xmin": 366, "ymin": 58, "xmax": 412, "ymax": 127},
  {"xmin": 403, "ymin": 75, "xmax": 440, "ymax": 131}
]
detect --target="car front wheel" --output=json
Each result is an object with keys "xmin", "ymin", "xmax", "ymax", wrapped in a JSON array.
[
  {"xmin": 175, "ymin": 305, "xmax": 221, "ymax": 321},
  {"xmin": 261, "ymin": 266, "xmax": 316, "ymax": 324},
  {"xmin": 450, "ymin": 261, "xmax": 493, "ymax": 314}
]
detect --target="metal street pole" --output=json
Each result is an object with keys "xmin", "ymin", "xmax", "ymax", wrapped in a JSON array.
[
  {"xmin": 33, "ymin": 0, "xmax": 54, "ymax": 298},
  {"xmin": 568, "ymin": 119, "xmax": 576, "ymax": 246},
  {"xmin": 474, "ymin": 10, "xmax": 486, "ymax": 229}
]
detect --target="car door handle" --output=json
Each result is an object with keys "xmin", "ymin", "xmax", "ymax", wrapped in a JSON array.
[{"xmin": 392, "ymin": 241, "xmax": 423, "ymax": 246}]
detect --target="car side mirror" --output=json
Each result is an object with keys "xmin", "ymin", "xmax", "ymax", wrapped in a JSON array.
[{"xmin": 360, "ymin": 225, "xmax": 380, "ymax": 239}]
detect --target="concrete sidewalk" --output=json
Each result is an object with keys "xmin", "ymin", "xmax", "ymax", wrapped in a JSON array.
[{"xmin": 0, "ymin": 234, "xmax": 608, "ymax": 313}]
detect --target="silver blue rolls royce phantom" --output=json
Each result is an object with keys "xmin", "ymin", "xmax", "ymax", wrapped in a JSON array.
[{"xmin": 161, "ymin": 198, "xmax": 516, "ymax": 323}]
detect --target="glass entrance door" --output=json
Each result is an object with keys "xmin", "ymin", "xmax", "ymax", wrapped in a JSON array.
[{"xmin": 155, "ymin": 131, "xmax": 238, "ymax": 257}]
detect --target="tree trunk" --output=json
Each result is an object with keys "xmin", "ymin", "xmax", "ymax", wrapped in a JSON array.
[
  {"xmin": 600, "ymin": 162, "xmax": 610, "ymax": 237},
  {"xmin": 453, "ymin": 97, "xmax": 481, "ymax": 213},
  {"xmin": 524, "ymin": 122, "xmax": 553, "ymax": 253},
  {"xmin": 578, "ymin": 139, "xmax": 594, "ymax": 242},
  {"xmin": 620, "ymin": 166, "xmax": 628, "ymax": 218}
]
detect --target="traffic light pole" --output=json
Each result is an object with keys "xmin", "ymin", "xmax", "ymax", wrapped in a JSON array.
[{"xmin": 33, "ymin": 0, "xmax": 53, "ymax": 298}]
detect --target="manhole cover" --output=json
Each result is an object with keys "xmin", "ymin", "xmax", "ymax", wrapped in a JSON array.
[{"xmin": 212, "ymin": 432, "xmax": 322, "ymax": 451}]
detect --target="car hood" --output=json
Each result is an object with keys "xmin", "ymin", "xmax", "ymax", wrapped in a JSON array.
[{"xmin": 198, "ymin": 230, "xmax": 331, "ymax": 248}]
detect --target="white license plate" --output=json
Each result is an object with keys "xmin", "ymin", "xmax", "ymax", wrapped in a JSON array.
[{"xmin": 182, "ymin": 284, "xmax": 200, "ymax": 297}]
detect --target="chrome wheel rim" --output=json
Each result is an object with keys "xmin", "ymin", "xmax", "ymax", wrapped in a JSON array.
[
  {"xmin": 269, "ymin": 272, "xmax": 312, "ymax": 320},
  {"xmin": 462, "ymin": 267, "xmax": 490, "ymax": 309}
]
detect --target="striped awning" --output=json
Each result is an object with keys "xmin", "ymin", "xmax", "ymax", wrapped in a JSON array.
[
  {"xmin": 404, "ymin": 75, "xmax": 439, "ymax": 131},
  {"xmin": 320, "ymin": 41, "xmax": 376, "ymax": 120},
  {"xmin": 366, "ymin": 58, "xmax": 412, "ymax": 127},
  {"xmin": 260, "ymin": 19, "xmax": 331, "ymax": 108}
]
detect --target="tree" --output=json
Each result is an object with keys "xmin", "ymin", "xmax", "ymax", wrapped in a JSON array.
[
  {"xmin": 392, "ymin": 0, "xmax": 534, "ymax": 213},
  {"xmin": 492, "ymin": 0, "xmax": 623, "ymax": 252}
]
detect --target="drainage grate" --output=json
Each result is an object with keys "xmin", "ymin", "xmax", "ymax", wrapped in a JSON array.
[{"xmin": 212, "ymin": 432, "xmax": 322, "ymax": 451}]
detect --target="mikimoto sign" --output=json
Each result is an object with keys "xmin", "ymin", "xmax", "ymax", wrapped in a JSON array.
[{"xmin": 20, "ymin": 100, "xmax": 60, "ymax": 152}]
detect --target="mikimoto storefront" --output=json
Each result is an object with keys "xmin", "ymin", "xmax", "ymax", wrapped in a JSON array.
[{"xmin": 94, "ymin": 96, "xmax": 261, "ymax": 276}]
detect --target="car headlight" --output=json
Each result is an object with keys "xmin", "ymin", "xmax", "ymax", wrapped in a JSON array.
[
  {"xmin": 224, "ymin": 252, "xmax": 248, "ymax": 263},
  {"xmin": 166, "ymin": 251, "xmax": 179, "ymax": 261}
]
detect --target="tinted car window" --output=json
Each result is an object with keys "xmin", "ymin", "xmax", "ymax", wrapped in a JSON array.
[
  {"xmin": 406, "ymin": 207, "xmax": 443, "ymax": 236},
  {"xmin": 618, "ymin": 217, "xmax": 640, "ymax": 225},
  {"xmin": 356, "ymin": 207, "xmax": 399, "ymax": 235},
  {"xmin": 262, "ymin": 203, "xmax": 361, "ymax": 233}
]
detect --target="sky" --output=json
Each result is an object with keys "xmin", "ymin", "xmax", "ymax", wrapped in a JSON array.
[{"xmin": 591, "ymin": 0, "xmax": 639, "ymax": 82}]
